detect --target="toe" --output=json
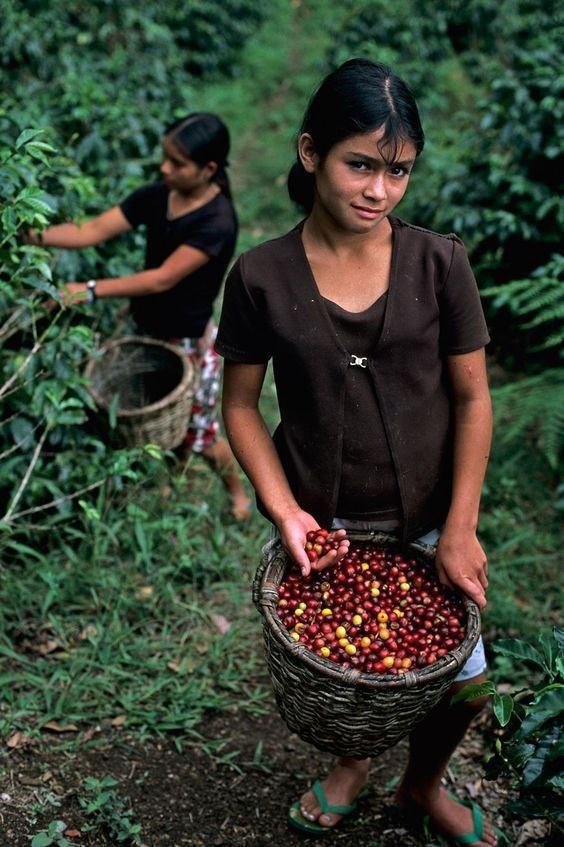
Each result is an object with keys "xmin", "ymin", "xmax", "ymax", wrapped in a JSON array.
[{"xmin": 318, "ymin": 812, "xmax": 339, "ymax": 828}]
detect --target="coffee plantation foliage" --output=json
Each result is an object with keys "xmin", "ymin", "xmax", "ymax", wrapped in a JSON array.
[
  {"xmin": 329, "ymin": 0, "xmax": 563, "ymax": 368},
  {"xmin": 0, "ymin": 0, "xmax": 267, "ymax": 534}
]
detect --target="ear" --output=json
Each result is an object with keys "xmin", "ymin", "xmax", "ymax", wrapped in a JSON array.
[
  {"xmin": 298, "ymin": 133, "xmax": 319, "ymax": 174},
  {"xmin": 204, "ymin": 161, "xmax": 219, "ymax": 178}
]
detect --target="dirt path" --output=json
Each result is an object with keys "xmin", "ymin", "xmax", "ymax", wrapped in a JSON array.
[{"xmin": 1, "ymin": 699, "xmax": 539, "ymax": 847}]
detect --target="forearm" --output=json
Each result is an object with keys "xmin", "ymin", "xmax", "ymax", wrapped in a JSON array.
[
  {"xmin": 222, "ymin": 403, "xmax": 300, "ymax": 525},
  {"xmin": 83, "ymin": 269, "xmax": 173, "ymax": 299},
  {"xmin": 444, "ymin": 393, "xmax": 493, "ymax": 531},
  {"xmin": 33, "ymin": 222, "xmax": 104, "ymax": 248}
]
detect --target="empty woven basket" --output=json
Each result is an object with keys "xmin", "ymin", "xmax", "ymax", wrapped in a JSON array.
[
  {"xmin": 84, "ymin": 335, "xmax": 197, "ymax": 450},
  {"xmin": 252, "ymin": 531, "xmax": 481, "ymax": 759}
]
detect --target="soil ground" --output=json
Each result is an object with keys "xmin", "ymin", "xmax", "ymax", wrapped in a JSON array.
[{"xmin": 0, "ymin": 701, "xmax": 555, "ymax": 847}]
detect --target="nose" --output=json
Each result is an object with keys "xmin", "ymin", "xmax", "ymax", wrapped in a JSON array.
[
  {"xmin": 160, "ymin": 158, "xmax": 171, "ymax": 176},
  {"xmin": 363, "ymin": 171, "xmax": 386, "ymax": 202}
]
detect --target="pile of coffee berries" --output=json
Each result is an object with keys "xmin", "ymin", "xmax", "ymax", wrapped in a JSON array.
[
  {"xmin": 305, "ymin": 528, "xmax": 342, "ymax": 562},
  {"xmin": 276, "ymin": 536, "xmax": 467, "ymax": 675}
]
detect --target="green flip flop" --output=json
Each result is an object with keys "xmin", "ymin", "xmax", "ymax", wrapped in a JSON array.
[
  {"xmin": 423, "ymin": 793, "xmax": 510, "ymax": 846},
  {"xmin": 288, "ymin": 779, "xmax": 368, "ymax": 835}
]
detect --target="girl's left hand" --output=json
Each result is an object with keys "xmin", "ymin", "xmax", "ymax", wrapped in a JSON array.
[{"xmin": 435, "ymin": 526, "xmax": 488, "ymax": 610}]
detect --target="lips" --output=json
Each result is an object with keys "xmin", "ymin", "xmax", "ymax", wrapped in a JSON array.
[{"xmin": 352, "ymin": 205, "xmax": 384, "ymax": 218}]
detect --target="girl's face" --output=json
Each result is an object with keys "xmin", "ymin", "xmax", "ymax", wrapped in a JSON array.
[
  {"xmin": 299, "ymin": 127, "xmax": 417, "ymax": 233},
  {"xmin": 160, "ymin": 136, "xmax": 216, "ymax": 195}
]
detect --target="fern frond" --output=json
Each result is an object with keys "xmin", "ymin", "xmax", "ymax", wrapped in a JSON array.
[
  {"xmin": 482, "ymin": 255, "xmax": 564, "ymax": 337},
  {"xmin": 491, "ymin": 368, "xmax": 564, "ymax": 471}
]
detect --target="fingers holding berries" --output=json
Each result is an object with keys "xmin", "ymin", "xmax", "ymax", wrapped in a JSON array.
[{"xmin": 305, "ymin": 528, "xmax": 350, "ymax": 571}]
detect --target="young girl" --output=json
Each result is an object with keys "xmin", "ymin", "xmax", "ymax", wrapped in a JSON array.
[
  {"xmin": 28, "ymin": 112, "xmax": 250, "ymax": 520},
  {"xmin": 216, "ymin": 61, "xmax": 505, "ymax": 845}
]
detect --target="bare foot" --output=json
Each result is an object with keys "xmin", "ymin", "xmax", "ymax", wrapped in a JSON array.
[
  {"xmin": 230, "ymin": 491, "xmax": 251, "ymax": 520},
  {"xmin": 396, "ymin": 785, "xmax": 498, "ymax": 846},
  {"xmin": 299, "ymin": 758, "xmax": 369, "ymax": 829}
]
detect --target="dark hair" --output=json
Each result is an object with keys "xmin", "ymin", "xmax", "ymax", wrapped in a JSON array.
[
  {"xmin": 288, "ymin": 59, "xmax": 425, "ymax": 212},
  {"xmin": 165, "ymin": 112, "xmax": 232, "ymax": 198}
]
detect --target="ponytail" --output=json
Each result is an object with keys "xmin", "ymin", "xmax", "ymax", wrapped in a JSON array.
[{"xmin": 287, "ymin": 160, "xmax": 315, "ymax": 213}]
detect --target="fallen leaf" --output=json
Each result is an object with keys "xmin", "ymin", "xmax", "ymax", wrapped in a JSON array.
[
  {"xmin": 111, "ymin": 715, "xmax": 126, "ymax": 727},
  {"xmin": 210, "ymin": 613, "xmax": 232, "ymax": 635},
  {"xmin": 80, "ymin": 725, "xmax": 102, "ymax": 743},
  {"xmin": 79, "ymin": 624, "xmax": 98, "ymax": 640},
  {"xmin": 35, "ymin": 639, "xmax": 61, "ymax": 655},
  {"xmin": 64, "ymin": 829, "xmax": 81, "ymax": 839},
  {"xmin": 195, "ymin": 642, "xmax": 209, "ymax": 655},
  {"xmin": 516, "ymin": 819, "xmax": 550, "ymax": 846},
  {"xmin": 41, "ymin": 771, "xmax": 53, "ymax": 783},
  {"xmin": 6, "ymin": 731, "xmax": 31, "ymax": 749},
  {"xmin": 167, "ymin": 660, "xmax": 181, "ymax": 673},
  {"xmin": 134, "ymin": 585, "xmax": 154, "ymax": 600},
  {"xmin": 42, "ymin": 721, "xmax": 79, "ymax": 733}
]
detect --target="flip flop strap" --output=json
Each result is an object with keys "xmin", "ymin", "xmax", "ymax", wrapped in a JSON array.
[
  {"xmin": 453, "ymin": 801, "xmax": 484, "ymax": 845},
  {"xmin": 312, "ymin": 779, "xmax": 357, "ymax": 816}
]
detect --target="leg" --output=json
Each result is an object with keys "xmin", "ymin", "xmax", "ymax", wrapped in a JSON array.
[
  {"xmin": 396, "ymin": 672, "xmax": 498, "ymax": 846},
  {"xmin": 201, "ymin": 438, "xmax": 251, "ymax": 519},
  {"xmin": 298, "ymin": 756, "xmax": 370, "ymax": 829},
  {"xmin": 186, "ymin": 335, "xmax": 250, "ymax": 520}
]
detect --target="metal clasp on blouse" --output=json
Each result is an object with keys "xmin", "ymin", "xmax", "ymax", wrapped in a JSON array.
[{"xmin": 349, "ymin": 354, "xmax": 368, "ymax": 368}]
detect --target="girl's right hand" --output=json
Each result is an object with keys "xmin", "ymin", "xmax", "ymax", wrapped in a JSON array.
[{"xmin": 278, "ymin": 510, "xmax": 349, "ymax": 578}]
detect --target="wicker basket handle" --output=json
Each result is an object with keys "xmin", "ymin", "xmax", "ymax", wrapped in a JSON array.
[{"xmin": 252, "ymin": 538, "xmax": 278, "ymax": 608}]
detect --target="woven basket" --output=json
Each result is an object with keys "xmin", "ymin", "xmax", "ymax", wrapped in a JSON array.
[
  {"xmin": 84, "ymin": 335, "xmax": 197, "ymax": 450},
  {"xmin": 252, "ymin": 531, "xmax": 481, "ymax": 759}
]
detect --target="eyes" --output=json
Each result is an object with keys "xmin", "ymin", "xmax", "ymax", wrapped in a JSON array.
[{"xmin": 347, "ymin": 160, "xmax": 412, "ymax": 178}]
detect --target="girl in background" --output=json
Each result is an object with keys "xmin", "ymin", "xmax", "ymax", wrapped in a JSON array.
[
  {"xmin": 216, "ymin": 60, "xmax": 506, "ymax": 845},
  {"xmin": 28, "ymin": 112, "xmax": 250, "ymax": 520}
]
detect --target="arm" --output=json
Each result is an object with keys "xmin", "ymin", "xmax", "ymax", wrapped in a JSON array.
[
  {"xmin": 27, "ymin": 206, "xmax": 131, "ymax": 248},
  {"xmin": 435, "ymin": 348, "xmax": 493, "ymax": 609},
  {"xmin": 64, "ymin": 243, "xmax": 210, "ymax": 302},
  {"xmin": 222, "ymin": 361, "xmax": 348, "ymax": 575}
]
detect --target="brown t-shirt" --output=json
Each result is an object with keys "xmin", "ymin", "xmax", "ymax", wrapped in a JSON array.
[
  {"xmin": 324, "ymin": 294, "xmax": 402, "ymax": 521},
  {"xmin": 216, "ymin": 216, "xmax": 490, "ymax": 541}
]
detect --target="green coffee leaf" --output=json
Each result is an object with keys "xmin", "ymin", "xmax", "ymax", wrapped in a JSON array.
[
  {"xmin": 493, "ymin": 638, "xmax": 546, "ymax": 670},
  {"xmin": 451, "ymin": 681, "xmax": 495, "ymax": 704},
  {"xmin": 15, "ymin": 128, "xmax": 44, "ymax": 149},
  {"xmin": 493, "ymin": 692, "xmax": 514, "ymax": 726}
]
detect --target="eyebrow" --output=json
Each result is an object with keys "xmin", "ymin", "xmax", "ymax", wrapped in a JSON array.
[{"xmin": 345, "ymin": 150, "xmax": 416, "ymax": 167}]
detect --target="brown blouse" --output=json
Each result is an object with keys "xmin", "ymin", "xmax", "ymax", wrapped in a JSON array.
[{"xmin": 216, "ymin": 216, "xmax": 490, "ymax": 541}]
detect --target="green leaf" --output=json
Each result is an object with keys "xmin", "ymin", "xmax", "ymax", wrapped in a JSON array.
[
  {"xmin": 493, "ymin": 693, "xmax": 514, "ymax": 727},
  {"xmin": 451, "ymin": 681, "xmax": 495, "ymax": 704},
  {"xmin": 523, "ymin": 725, "xmax": 560, "ymax": 787},
  {"xmin": 15, "ymin": 128, "xmax": 44, "ymax": 149},
  {"xmin": 25, "ymin": 277, "xmax": 60, "ymax": 300},
  {"xmin": 79, "ymin": 500, "xmax": 101, "ymax": 521},
  {"xmin": 493, "ymin": 638, "xmax": 546, "ymax": 670},
  {"xmin": 539, "ymin": 631, "xmax": 557, "ymax": 674},
  {"xmin": 108, "ymin": 393, "xmax": 120, "ymax": 430},
  {"xmin": 553, "ymin": 627, "xmax": 564, "ymax": 651},
  {"xmin": 31, "ymin": 835, "xmax": 53, "ymax": 847},
  {"xmin": 531, "ymin": 686, "xmax": 564, "ymax": 717},
  {"xmin": 516, "ymin": 709, "xmax": 554, "ymax": 741},
  {"xmin": 143, "ymin": 443, "xmax": 162, "ymax": 459}
]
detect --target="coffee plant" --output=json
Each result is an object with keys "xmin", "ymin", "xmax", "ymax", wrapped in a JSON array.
[{"xmin": 454, "ymin": 627, "xmax": 564, "ymax": 825}]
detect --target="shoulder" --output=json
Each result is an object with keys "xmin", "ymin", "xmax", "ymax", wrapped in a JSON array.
[
  {"xmin": 392, "ymin": 216, "xmax": 464, "ymax": 251},
  {"xmin": 237, "ymin": 226, "xmax": 302, "ymax": 277}
]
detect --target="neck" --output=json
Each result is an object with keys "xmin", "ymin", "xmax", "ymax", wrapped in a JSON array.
[
  {"xmin": 170, "ymin": 181, "xmax": 221, "ymax": 214},
  {"xmin": 303, "ymin": 206, "xmax": 391, "ymax": 255}
]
